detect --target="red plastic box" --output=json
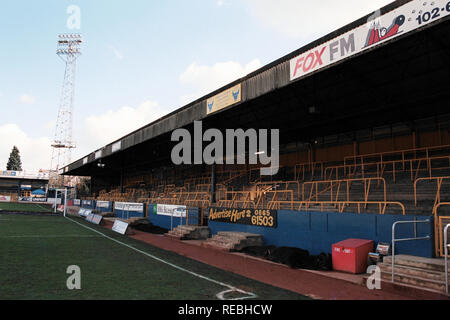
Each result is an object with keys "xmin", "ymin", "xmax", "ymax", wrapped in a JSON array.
[{"xmin": 332, "ymin": 239, "xmax": 374, "ymax": 274}]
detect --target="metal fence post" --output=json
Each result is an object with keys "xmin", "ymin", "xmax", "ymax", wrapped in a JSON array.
[
  {"xmin": 391, "ymin": 219, "xmax": 431, "ymax": 283},
  {"xmin": 445, "ymin": 223, "xmax": 449, "ymax": 294}
]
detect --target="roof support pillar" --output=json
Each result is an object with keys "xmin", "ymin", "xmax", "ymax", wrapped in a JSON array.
[{"xmin": 120, "ymin": 168, "xmax": 124, "ymax": 194}]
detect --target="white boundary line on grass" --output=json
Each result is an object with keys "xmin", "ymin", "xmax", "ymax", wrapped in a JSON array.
[
  {"xmin": 65, "ymin": 216, "xmax": 257, "ymax": 300},
  {"xmin": 35, "ymin": 203, "xmax": 52, "ymax": 212}
]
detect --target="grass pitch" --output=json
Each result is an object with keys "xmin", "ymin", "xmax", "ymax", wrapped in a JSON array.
[
  {"xmin": 0, "ymin": 213, "xmax": 309, "ymax": 300},
  {"xmin": 0, "ymin": 202, "xmax": 53, "ymax": 213}
]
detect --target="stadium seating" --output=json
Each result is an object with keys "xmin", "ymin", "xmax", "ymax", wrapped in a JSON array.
[{"xmin": 83, "ymin": 144, "xmax": 450, "ymax": 221}]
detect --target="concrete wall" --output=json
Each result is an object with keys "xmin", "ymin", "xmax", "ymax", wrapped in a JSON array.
[
  {"xmin": 81, "ymin": 200, "xmax": 96, "ymax": 209},
  {"xmin": 95, "ymin": 201, "xmax": 113, "ymax": 213},
  {"xmin": 208, "ymin": 210, "xmax": 434, "ymax": 258},
  {"xmin": 148, "ymin": 206, "xmax": 199, "ymax": 230},
  {"xmin": 115, "ymin": 203, "xmax": 146, "ymax": 219}
]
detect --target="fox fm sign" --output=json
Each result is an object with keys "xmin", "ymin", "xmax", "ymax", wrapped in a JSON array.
[{"xmin": 290, "ymin": 0, "xmax": 450, "ymax": 81}]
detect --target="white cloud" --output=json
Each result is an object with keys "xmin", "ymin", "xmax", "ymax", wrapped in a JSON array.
[
  {"xmin": 244, "ymin": 0, "xmax": 393, "ymax": 40},
  {"xmin": 0, "ymin": 124, "xmax": 52, "ymax": 172},
  {"xmin": 0, "ymin": 101, "xmax": 176, "ymax": 171},
  {"xmin": 19, "ymin": 94, "xmax": 36, "ymax": 104},
  {"xmin": 217, "ymin": 0, "xmax": 229, "ymax": 7},
  {"xmin": 179, "ymin": 59, "xmax": 262, "ymax": 105},
  {"xmin": 73, "ymin": 100, "xmax": 176, "ymax": 159},
  {"xmin": 43, "ymin": 120, "xmax": 55, "ymax": 131}
]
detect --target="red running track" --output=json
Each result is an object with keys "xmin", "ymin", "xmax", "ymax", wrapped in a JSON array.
[{"xmin": 97, "ymin": 220, "xmax": 429, "ymax": 300}]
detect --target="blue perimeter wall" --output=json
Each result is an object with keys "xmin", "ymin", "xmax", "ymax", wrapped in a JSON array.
[
  {"xmin": 81, "ymin": 200, "xmax": 96, "ymax": 209},
  {"xmin": 208, "ymin": 211, "xmax": 434, "ymax": 258},
  {"xmin": 148, "ymin": 207, "xmax": 200, "ymax": 230},
  {"xmin": 115, "ymin": 206, "xmax": 146, "ymax": 219},
  {"xmin": 95, "ymin": 201, "xmax": 114, "ymax": 213}
]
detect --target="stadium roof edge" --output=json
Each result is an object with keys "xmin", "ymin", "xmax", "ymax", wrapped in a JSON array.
[{"xmin": 64, "ymin": 0, "xmax": 419, "ymax": 174}]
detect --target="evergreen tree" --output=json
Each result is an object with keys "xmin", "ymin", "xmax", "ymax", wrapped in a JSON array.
[{"xmin": 6, "ymin": 146, "xmax": 22, "ymax": 171}]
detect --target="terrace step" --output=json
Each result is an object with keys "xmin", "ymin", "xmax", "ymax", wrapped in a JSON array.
[
  {"xmin": 383, "ymin": 255, "xmax": 446, "ymax": 273},
  {"xmin": 380, "ymin": 270, "xmax": 448, "ymax": 293},
  {"xmin": 378, "ymin": 263, "xmax": 446, "ymax": 282},
  {"xmin": 165, "ymin": 225, "xmax": 210, "ymax": 240},
  {"xmin": 377, "ymin": 255, "xmax": 449, "ymax": 294},
  {"xmin": 126, "ymin": 217, "xmax": 148, "ymax": 225},
  {"xmin": 203, "ymin": 232, "xmax": 263, "ymax": 252}
]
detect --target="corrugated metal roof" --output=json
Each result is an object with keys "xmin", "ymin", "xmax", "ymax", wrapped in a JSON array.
[{"xmin": 65, "ymin": 0, "xmax": 427, "ymax": 174}]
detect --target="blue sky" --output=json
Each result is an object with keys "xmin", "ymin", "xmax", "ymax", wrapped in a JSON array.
[{"xmin": 0, "ymin": 0, "xmax": 392, "ymax": 171}]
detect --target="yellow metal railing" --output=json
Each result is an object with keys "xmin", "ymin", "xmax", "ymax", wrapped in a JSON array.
[
  {"xmin": 217, "ymin": 191, "xmax": 254, "ymax": 209},
  {"xmin": 326, "ymin": 155, "xmax": 450, "ymax": 182},
  {"xmin": 414, "ymin": 176, "xmax": 450, "ymax": 207},
  {"xmin": 432, "ymin": 202, "xmax": 450, "ymax": 257},
  {"xmin": 266, "ymin": 200, "xmax": 405, "ymax": 215},
  {"xmin": 255, "ymin": 180, "xmax": 301, "ymax": 200},
  {"xmin": 258, "ymin": 190, "xmax": 294, "ymax": 210},
  {"xmin": 301, "ymin": 177, "xmax": 386, "ymax": 206},
  {"xmin": 294, "ymin": 161, "xmax": 326, "ymax": 181},
  {"xmin": 344, "ymin": 144, "xmax": 450, "ymax": 168}
]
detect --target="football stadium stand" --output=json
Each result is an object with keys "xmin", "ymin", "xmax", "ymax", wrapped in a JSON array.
[{"xmin": 61, "ymin": 0, "xmax": 450, "ymax": 294}]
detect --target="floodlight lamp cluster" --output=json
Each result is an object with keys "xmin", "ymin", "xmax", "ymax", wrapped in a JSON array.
[
  {"xmin": 58, "ymin": 34, "xmax": 82, "ymax": 40},
  {"xmin": 56, "ymin": 34, "xmax": 82, "ymax": 56},
  {"xmin": 57, "ymin": 49, "xmax": 81, "ymax": 55}
]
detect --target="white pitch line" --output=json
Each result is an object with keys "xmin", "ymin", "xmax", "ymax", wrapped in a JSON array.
[
  {"xmin": 65, "ymin": 216, "xmax": 257, "ymax": 300},
  {"xmin": 35, "ymin": 204, "xmax": 52, "ymax": 212}
]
